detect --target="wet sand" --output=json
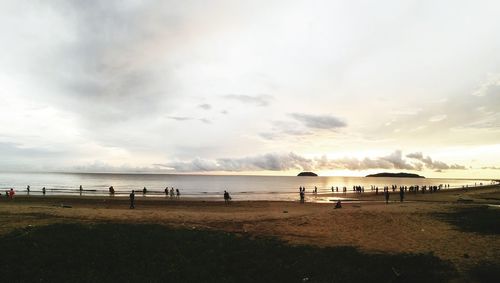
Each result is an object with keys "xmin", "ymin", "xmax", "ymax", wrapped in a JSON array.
[{"xmin": 1, "ymin": 184, "xmax": 499, "ymax": 276}]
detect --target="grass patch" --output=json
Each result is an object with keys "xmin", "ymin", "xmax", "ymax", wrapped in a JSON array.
[
  {"xmin": 0, "ymin": 223, "xmax": 456, "ymax": 282},
  {"xmin": 467, "ymin": 261, "xmax": 500, "ymax": 283},
  {"xmin": 435, "ymin": 206, "xmax": 500, "ymax": 235}
]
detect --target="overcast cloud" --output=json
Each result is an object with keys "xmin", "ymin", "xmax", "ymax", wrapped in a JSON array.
[{"xmin": 0, "ymin": 0, "xmax": 499, "ymax": 178}]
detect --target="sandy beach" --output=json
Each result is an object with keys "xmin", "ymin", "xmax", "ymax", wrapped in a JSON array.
[{"xmin": 1, "ymin": 184, "xmax": 499, "ymax": 279}]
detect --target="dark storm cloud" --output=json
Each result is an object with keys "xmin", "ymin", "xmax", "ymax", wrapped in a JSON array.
[
  {"xmin": 223, "ymin": 94, "xmax": 273, "ymax": 107},
  {"xmin": 289, "ymin": 113, "xmax": 347, "ymax": 130}
]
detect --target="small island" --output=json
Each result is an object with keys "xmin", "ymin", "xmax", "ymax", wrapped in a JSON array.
[
  {"xmin": 297, "ymin": 172, "xmax": 318, "ymax": 177},
  {"xmin": 366, "ymin": 172, "xmax": 425, "ymax": 178}
]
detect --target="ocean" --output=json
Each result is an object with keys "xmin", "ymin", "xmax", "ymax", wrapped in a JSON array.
[{"xmin": 0, "ymin": 172, "xmax": 493, "ymax": 202}]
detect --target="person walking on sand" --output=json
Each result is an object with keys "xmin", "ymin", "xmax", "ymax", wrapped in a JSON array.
[
  {"xmin": 143, "ymin": 187, "xmax": 147, "ymax": 196},
  {"xmin": 165, "ymin": 187, "xmax": 168, "ymax": 196},
  {"xmin": 299, "ymin": 188, "xmax": 305, "ymax": 203},
  {"xmin": 385, "ymin": 190, "xmax": 390, "ymax": 204},
  {"xmin": 9, "ymin": 188, "xmax": 15, "ymax": 199},
  {"xmin": 27, "ymin": 185, "xmax": 30, "ymax": 195},
  {"xmin": 42, "ymin": 187, "xmax": 46, "ymax": 196},
  {"xmin": 109, "ymin": 186, "xmax": 115, "ymax": 196},
  {"xmin": 129, "ymin": 190, "xmax": 135, "ymax": 209},
  {"xmin": 176, "ymin": 188, "xmax": 180, "ymax": 198},
  {"xmin": 224, "ymin": 190, "xmax": 231, "ymax": 204},
  {"xmin": 399, "ymin": 188, "xmax": 404, "ymax": 202}
]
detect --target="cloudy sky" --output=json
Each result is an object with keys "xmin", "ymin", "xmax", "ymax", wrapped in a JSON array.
[{"xmin": 0, "ymin": 0, "xmax": 499, "ymax": 178}]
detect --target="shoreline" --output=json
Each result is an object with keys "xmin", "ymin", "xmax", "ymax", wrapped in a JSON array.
[
  {"xmin": 1, "ymin": 185, "xmax": 499, "ymax": 280},
  {"xmin": 5, "ymin": 183, "xmax": 499, "ymax": 204}
]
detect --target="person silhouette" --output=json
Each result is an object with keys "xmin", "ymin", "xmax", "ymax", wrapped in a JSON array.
[
  {"xmin": 335, "ymin": 200, "xmax": 342, "ymax": 209},
  {"xmin": 224, "ymin": 190, "xmax": 231, "ymax": 204},
  {"xmin": 129, "ymin": 190, "xmax": 135, "ymax": 209}
]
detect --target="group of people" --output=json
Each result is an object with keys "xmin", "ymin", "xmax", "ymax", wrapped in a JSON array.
[
  {"xmin": 298, "ymin": 187, "xmax": 306, "ymax": 203},
  {"xmin": 299, "ymin": 182, "xmax": 461, "ymax": 205},
  {"xmin": 330, "ymin": 186, "xmax": 348, "ymax": 193},
  {"xmin": 164, "ymin": 187, "xmax": 180, "ymax": 198},
  {"xmin": 1, "ymin": 188, "xmax": 15, "ymax": 199}
]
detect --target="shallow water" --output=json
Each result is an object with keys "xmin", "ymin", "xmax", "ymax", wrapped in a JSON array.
[{"xmin": 0, "ymin": 172, "xmax": 493, "ymax": 201}]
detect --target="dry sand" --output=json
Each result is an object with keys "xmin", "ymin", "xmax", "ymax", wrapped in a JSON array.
[{"xmin": 1, "ymin": 184, "xmax": 499, "ymax": 274}]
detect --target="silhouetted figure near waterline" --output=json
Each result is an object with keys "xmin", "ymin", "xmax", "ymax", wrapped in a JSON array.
[
  {"xmin": 384, "ymin": 190, "xmax": 390, "ymax": 204},
  {"xmin": 375, "ymin": 187, "xmax": 379, "ymax": 195},
  {"xmin": 109, "ymin": 186, "xmax": 115, "ymax": 196},
  {"xmin": 165, "ymin": 187, "xmax": 168, "ymax": 196},
  {"xmin": 399, "ymin": 188, "xmax": 404, "ymax": 202},
  {"xmin": 79, "ymin": 185, "xmax": 83, "ymax": 196},
  {"xmin": 335, "ymin": 200, "xmax": 342, "ymax": 209},
  {"xmin": 176, "ymin": 189, "xmax": 180, "ymax": 198},
  {"xmin": 224, "ymin": 190, "xmax": 231, "ymax": 204},
  {"xmin": 170, "ymin": 187, "xmax": 175, "ymax": 198},
  {"xmin": 42, "ymin": 187, "xmax": 46, "ymax": 196},
  {"xmin": 9, "ymin": 188, "xmax": 15, "ymax": 199},
  {"xmin": 299, "ymin": 187, "xmax": 305, "ymax": 203},
  {"xmin": 26, "ymin": 185, "xmax": 30, "ymax": 195},
  {"xmin": 129, "ymin": 190, "xmax": 135, "ymax": 209},
  {"xmin": 143, "ymin": 187, "xmax": 147, "ymax": 196}
]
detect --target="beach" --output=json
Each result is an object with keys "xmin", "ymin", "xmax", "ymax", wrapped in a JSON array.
[{"xmin": 1, "ymin": 184, "xmax": 499, "ymax": 281}]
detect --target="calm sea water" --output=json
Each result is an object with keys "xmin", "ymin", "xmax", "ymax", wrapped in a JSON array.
[{"xmin": 0, "ymin": 172, "xmax": 493, "ymax": 202}]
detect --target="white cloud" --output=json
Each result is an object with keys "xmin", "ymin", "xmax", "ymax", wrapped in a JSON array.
[
  {"xmin": 472, "ymin": 73, "xmax": 500, "ymax": 97},
  {"xmin": 428, "ymin": 115, "xmax": 447, "ymax": 122}
]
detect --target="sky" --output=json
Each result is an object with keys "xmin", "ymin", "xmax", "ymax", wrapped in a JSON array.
[{"xmin": 0, "ymin": 0, "xmax": 499, "ymax": 178}]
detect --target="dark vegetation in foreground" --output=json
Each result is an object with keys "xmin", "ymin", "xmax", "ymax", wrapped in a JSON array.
[
  {"xmin": 435, "ymin": 205, "xmax": 500, "ymax": 235},
  {"xmin": 0, "ymin": 223, "xmax": 456, "ymax": 283},
  {"xmin": 434, "ymin": 205, "xmax": 500, "ymax": 282}
]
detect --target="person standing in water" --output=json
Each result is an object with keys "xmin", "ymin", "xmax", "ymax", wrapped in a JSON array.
[{"xmin": 129, "ymin": 190, "xmax": 135, "ymax": 209}]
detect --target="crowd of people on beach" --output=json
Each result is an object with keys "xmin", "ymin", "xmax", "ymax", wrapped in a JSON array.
[
  {"xmin": 1, "ymin": 181, "xmax": 497, "ymax": 208},
  {"xmin": 295, "ymin": 181, "xmax": 495, "ymax": 205}
]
